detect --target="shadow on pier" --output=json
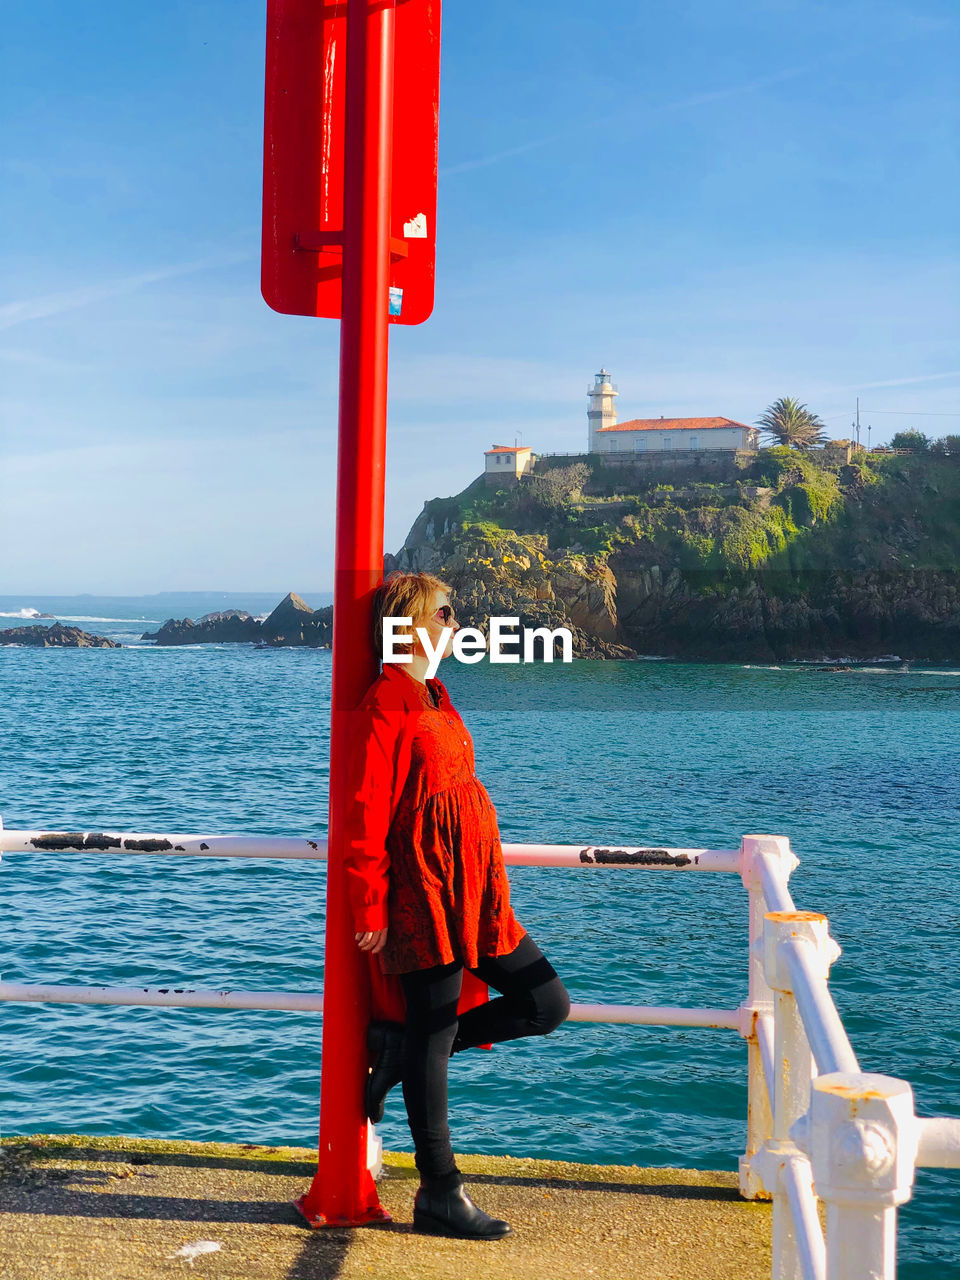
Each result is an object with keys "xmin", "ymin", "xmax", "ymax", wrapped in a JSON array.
[{"xmin": 0, "ymin": 1135, "xmax": 770, "ymax": 1279}]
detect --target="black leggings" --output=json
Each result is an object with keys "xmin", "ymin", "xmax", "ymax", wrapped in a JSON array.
[{"xmin": 398, "ymin": 933, "xmax": 570, "ymax": 1185}]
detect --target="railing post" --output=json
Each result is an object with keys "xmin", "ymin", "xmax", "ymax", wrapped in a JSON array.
[
  {"xmin": 807, "ymin": 1073, "xmax": 917, "ymax": 1280},
  {"xmin": 762, "ymin": 911, "xmax": 833, "ymax": 1280},
  {"xmin": 739, "ymin": 835, "xmax": 796, "ymax": 1199}
]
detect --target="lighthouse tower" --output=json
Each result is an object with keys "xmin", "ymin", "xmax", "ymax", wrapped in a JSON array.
[{"xmin": 587, "ymin": 369, "xmax": 618, "ymax": 451}]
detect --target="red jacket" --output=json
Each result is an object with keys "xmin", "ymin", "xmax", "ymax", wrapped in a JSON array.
[{"xmin": 344, "ymin": 662, "xmax": 526, "ymax": 1020}]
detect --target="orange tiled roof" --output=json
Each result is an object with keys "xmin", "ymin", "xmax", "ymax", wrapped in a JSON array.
[
  {"xmin": 597, "ymin": 416, "xmax": 755, "ymax": 434},
  {"xmin": 485, "ymin": 445, "xmax": 532, "ymax": 453}
]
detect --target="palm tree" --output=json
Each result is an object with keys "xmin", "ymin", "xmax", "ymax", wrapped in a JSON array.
[{"xmin": 756, "ymin": 397, "xmax": 828, "ymax": 450}]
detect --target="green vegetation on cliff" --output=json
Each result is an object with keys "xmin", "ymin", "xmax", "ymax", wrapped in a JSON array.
[{"xmin": 427, "ymin": 448, "xmax": 960, "ymax": 583}]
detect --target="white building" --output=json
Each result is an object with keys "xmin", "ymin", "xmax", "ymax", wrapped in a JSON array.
[
  {"xmin": 484, "ymin": 444, "xmax": 534, "ymax": 486},
  {"xmin": 587, "ymin": 369, "xmax": 759, "ymax": 454}
]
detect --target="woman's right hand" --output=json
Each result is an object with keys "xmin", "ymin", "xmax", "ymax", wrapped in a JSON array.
[{"xmin": 355, "ymin": 929, "xmax": 388, "ymax": 954}]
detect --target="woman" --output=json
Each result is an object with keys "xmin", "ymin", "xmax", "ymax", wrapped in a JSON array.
[{"xmin": 343, "ymin": 570, "xmax": 570, "ymax": 1240}]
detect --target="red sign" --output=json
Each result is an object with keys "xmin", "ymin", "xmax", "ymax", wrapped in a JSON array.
[{"xmin": 261, "ymin": 0, "xmax": 441, "ymax": 326}]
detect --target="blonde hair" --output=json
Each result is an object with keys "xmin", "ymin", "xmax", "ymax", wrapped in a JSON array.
[{"xmin": 372, "ymin": 570, "xmax": 453, "ymax": 656}]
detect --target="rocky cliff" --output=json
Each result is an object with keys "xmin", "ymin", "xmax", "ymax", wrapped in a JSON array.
[
  {"xmin": 386, "ymin": 450, "xmax": 960, "ymax": 661},
  {"xmin": 386, "ymin": 519, "xmax": 635, "ymax": 659}
]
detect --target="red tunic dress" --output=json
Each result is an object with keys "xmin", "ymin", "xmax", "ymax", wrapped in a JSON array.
[{"xmin": 343, "ymin": 662, "xmax": 526, "ymax": 977}]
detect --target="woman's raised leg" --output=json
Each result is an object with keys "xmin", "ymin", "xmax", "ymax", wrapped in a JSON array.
[{"xmin": 452, "ymin": 933, "xmax": 571, "ymax": 1053}]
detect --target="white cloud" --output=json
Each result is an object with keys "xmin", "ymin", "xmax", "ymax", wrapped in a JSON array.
[
  {"xmin": 441, "ymin": 59, "xmax": 829, "ymax": 177},
  {"xmin": 0, "ymin": 347, "xmax": 94, "ymax": 373},
  {"xmin": 0, "ymin": 251, "xmax": 254, "ymax": 332},
  {"xmin": 388, "ymin": 354, "xmax": 575, "ymax": 406},
  {"xmin": 837, "ymin": 370, "xmax": 960, "ymax": 392}
]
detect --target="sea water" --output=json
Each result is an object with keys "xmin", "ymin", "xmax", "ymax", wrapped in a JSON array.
[{"xmin": 1, "ymin": 595, "xmax": 958, "ymax": 1277}]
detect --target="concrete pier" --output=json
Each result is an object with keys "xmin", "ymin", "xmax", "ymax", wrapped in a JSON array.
[{"xmin": 1, "ymin": 1135, "xmax": 771, "ymax": 1279}]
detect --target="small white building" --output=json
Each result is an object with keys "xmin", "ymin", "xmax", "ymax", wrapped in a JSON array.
[
  {"xmin": 484, "ymin": 444, "xmax": 534, "ymax": 485},
  {"xmin": 587, "ymin": 369, "xmax": 759, "ymax": 453}
]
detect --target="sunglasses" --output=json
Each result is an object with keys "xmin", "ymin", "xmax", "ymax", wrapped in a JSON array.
[{"xmin": 433, "ymin": 604, "xmax": 456, "ymax": 625}]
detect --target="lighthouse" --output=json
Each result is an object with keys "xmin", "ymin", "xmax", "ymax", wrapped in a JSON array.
[{"xmin": 587, "ymin": 369, "xmax": 618, "ymax": 451}]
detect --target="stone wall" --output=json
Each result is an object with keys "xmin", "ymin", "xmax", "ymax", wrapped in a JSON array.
[{"xmin": 534, "ymin": 450, "xmax": 755, "ymax": 489}]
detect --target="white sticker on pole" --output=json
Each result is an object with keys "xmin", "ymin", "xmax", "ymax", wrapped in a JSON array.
[{"xmin": 403, "ymin": 213, "xmax": 428, "ymax": 238}]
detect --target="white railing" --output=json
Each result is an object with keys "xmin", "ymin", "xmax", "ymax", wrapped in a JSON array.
[
  {"xmin": 1, "ymin": 819, "xmax": 957, "ymax": 1279},
  {"xmin": 739, "ymin": 837, "xmax": 960, "ymax": 1280}
]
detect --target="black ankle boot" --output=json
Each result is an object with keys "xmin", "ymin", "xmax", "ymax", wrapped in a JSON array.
[
  {"xmin": 413, "ymin": 1181, "xmax": 512, "ymax": 1240},
  {"xmin": 365, "ymin": 1021, "xmax": 405, "ymax": 1123}
]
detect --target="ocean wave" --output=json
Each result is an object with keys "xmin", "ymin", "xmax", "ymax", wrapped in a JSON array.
[
  {"xmin": 772, "ymin": 661, "xmax": 960, "ymax": 676},
  {"xmin": 790, "ymin": 655, "xmax": 905, "ymax": 665},
  {"xmin": 0, "ymin": 611, "xmax": 159, "ymax": 624},
  {"xmin": 54, "ymin": 615, "xmax": 159, "ymax": 624}
]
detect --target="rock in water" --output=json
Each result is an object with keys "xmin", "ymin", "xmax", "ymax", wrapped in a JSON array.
[
  {"xmin": 261, "ymin": 592, "xmax": 332, "ymax": 647},
  {"xmin": 197, "ymin": 609, "xmax": 254, "ymax": 625},
  {"xmin": 0, "ymin": 623, "xmax": 119, "ymax": 648},
  {"xmin": 142, "ymin": 612, "xmax": 262, "ymax": 645},
  {"xmin": 261, "ymin": 591, "xmax": 314, "ymax": 638},
  {"xmin": 140, "ymin": 594, "xmax": 333, "ymax": 648}
]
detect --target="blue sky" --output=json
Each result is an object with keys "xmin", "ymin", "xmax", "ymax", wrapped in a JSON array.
[{"xmin": 2, "ymin": 0, "xmax": 958, "ymax": 593}]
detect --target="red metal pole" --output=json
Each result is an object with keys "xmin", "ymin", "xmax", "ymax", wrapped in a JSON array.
[{"xmin": 294, "ymin": 0, "xmax": 395, "ymax": 1228}]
